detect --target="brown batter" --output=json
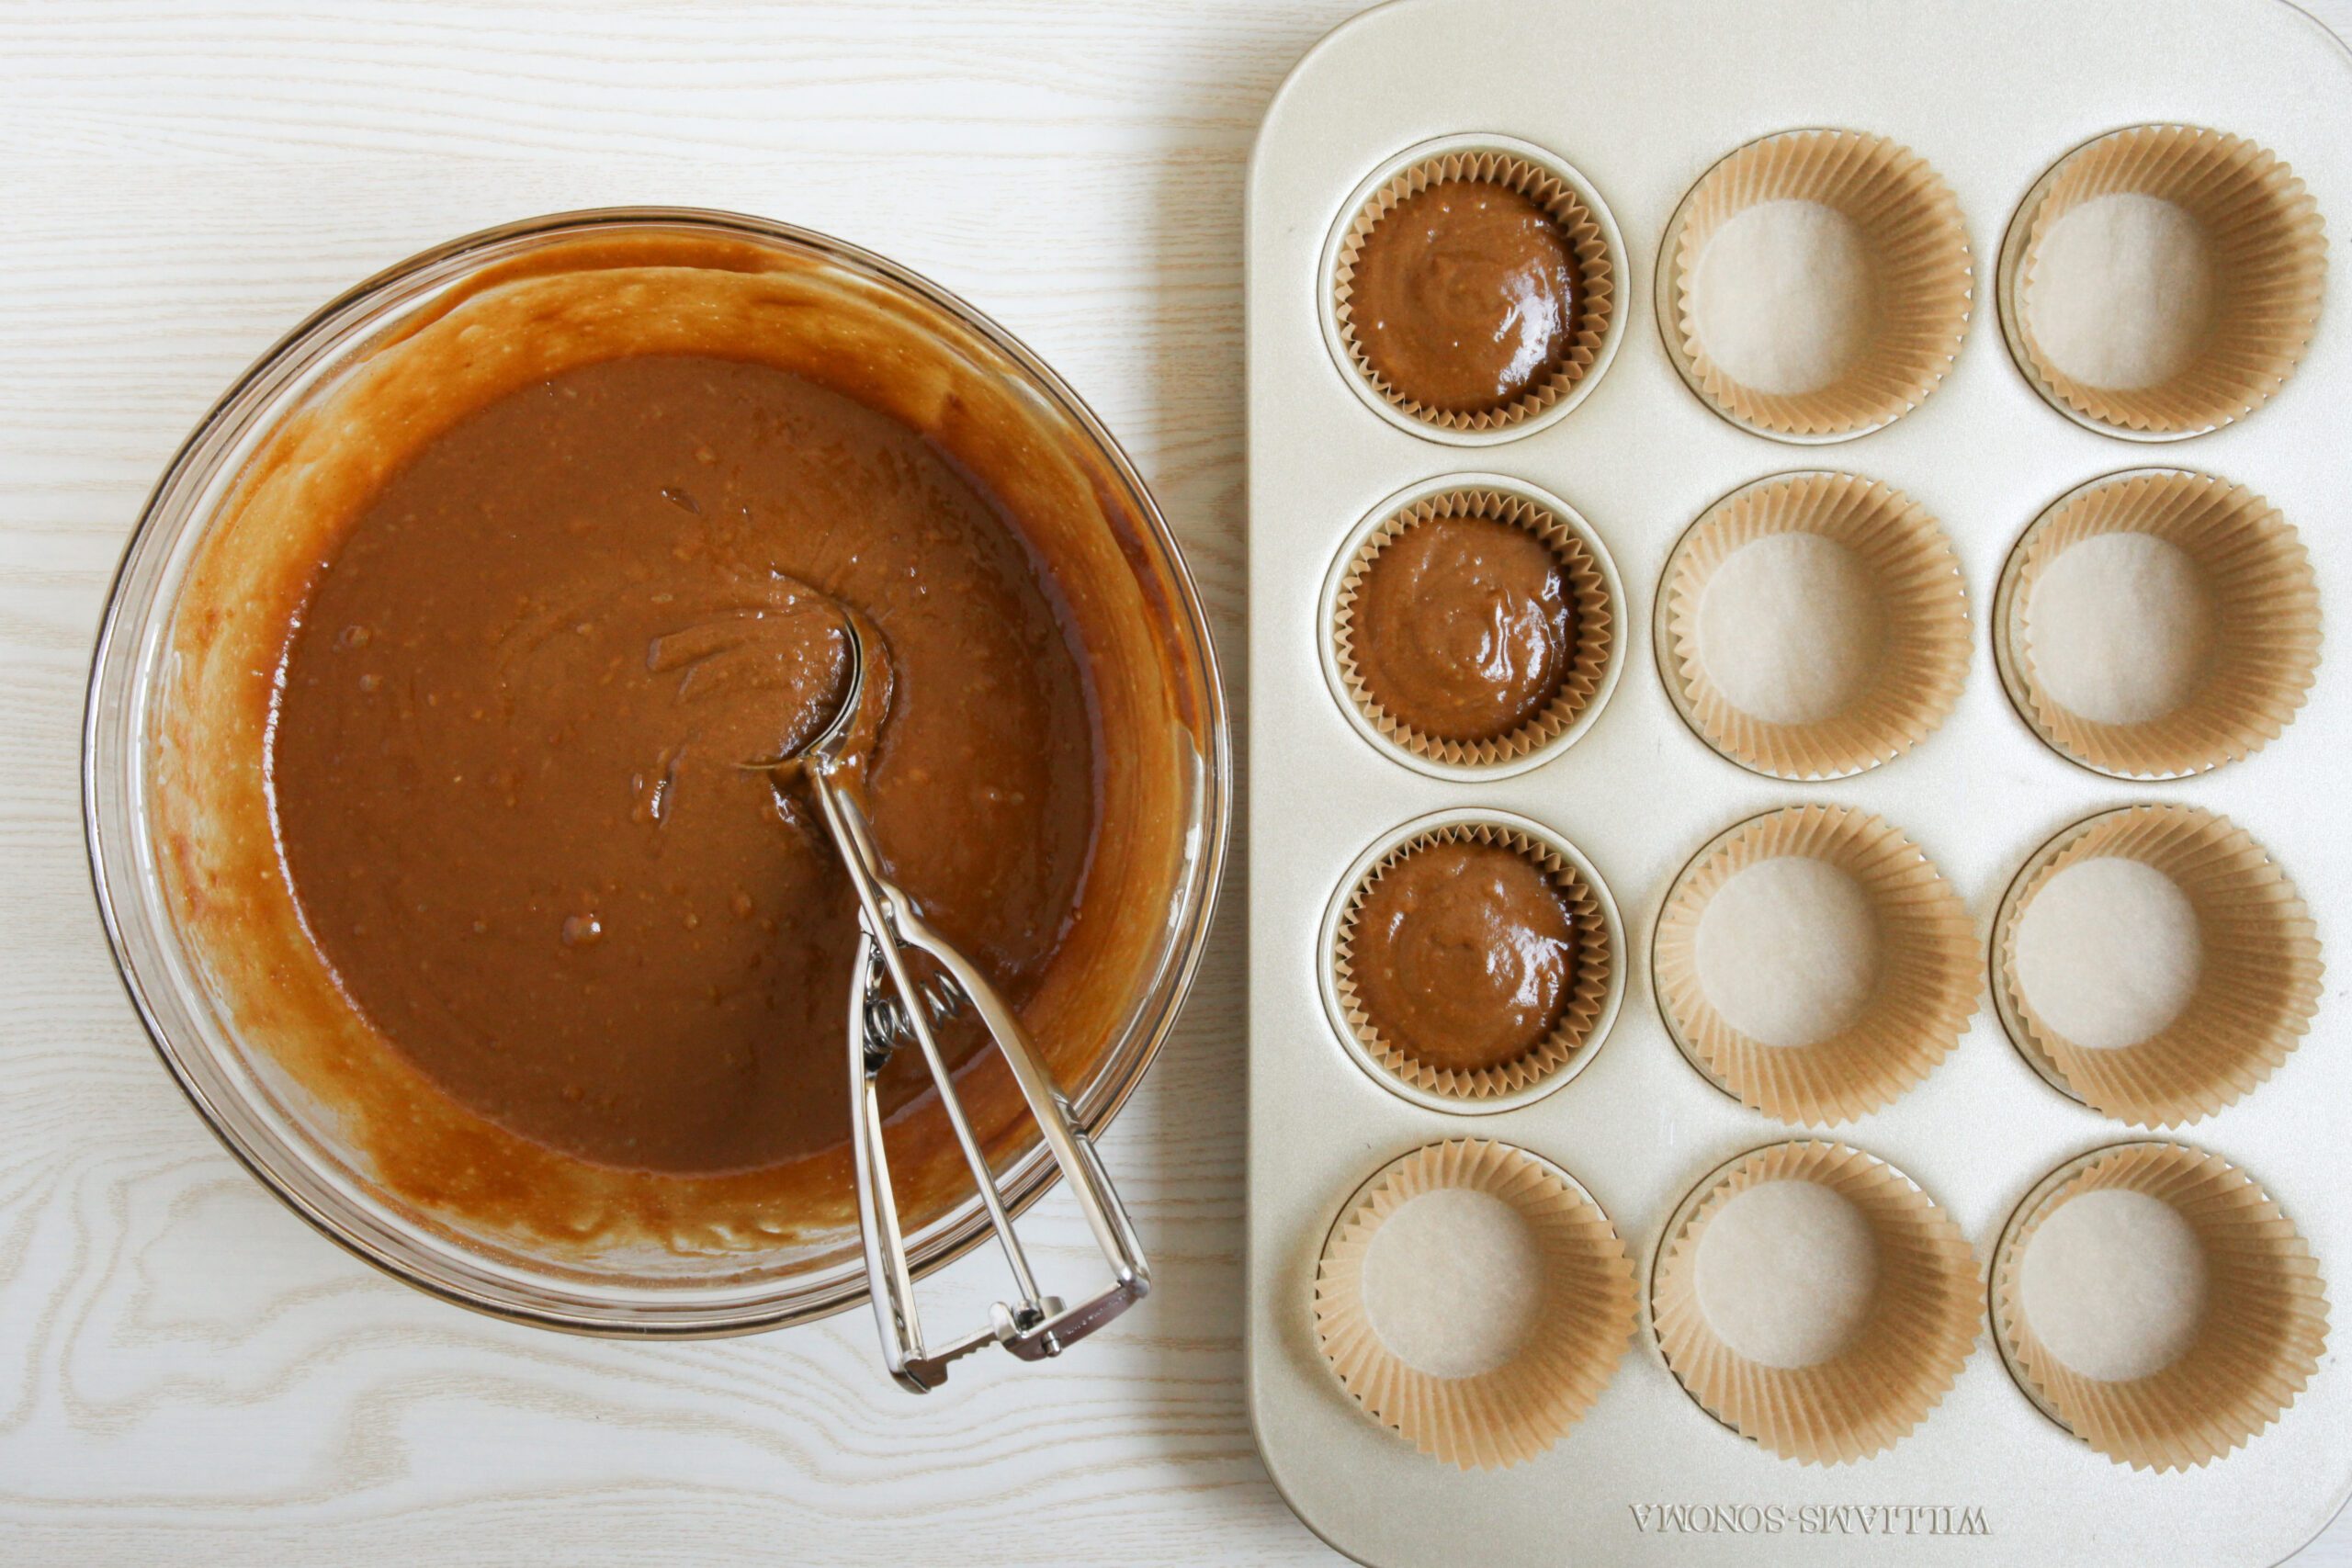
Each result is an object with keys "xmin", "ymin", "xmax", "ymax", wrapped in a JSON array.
[
  {"xmin": 1351, "ymin": 179, "xmax": 1578, "ymax": 413},
  {"xmin": 1351, "ymin": 841, "xmax": 1577, "ymax": 1074},
  {"xmin": 1352, "ymin": 515, "xmax": 1574, "ymax": 743},
  {"xmin": 154, "ymin": 231, "xmax": 1211, "ymax": 1257},
  {"xmin": 270, "ymin": 355, "xmax": 1094, "ymax": 1176}
]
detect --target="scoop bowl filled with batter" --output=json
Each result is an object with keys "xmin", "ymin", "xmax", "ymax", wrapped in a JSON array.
[{"xmin": 85, "ymin": 210, "xmax": 1227, "ymax": 1335}]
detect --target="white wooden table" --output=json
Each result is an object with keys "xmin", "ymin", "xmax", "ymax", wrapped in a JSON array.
[{"xmin": 3, "ymin": 5, "xmax": 2346, "ymax": 1563}]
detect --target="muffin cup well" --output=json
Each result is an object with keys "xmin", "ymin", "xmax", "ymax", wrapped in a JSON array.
[
  {"xmin": 1329, "ymin": 482, "xmax": 1620, "ymax": 773},
  {"xmin": 1652, "ymin": 1142, "xmax": 1982, "ymax": 1465},
  {"xmin": 1993, "ymin": 1142, "xmax": 2328, "ymax": 1471},
  {"xmin": 1996, "ymin": 469, "xmax": 2321, "ymax": 778},
  {"xmin": 1654, "ymin": 807, "xmax": 1979, "ymax": 1125},
  {"xmin": 1314, "ymin": 1140, "xmax": 1638, "ymax": 1470},
  {"xmin": 1326, "ymin": 814, "xmax": 1621, "ymax": 1109},
  {"xmin": 2000, "ymin": 125, "xmax": 2326, "ymax": 439},
  {"xmin": 1993, "ymin": 805, "xmax": 2324, "ymax": 1125},
  {"xmin": 1326, "ymin": 134, "xmax": 1623, "ymax": 442},
  {"xmin": 1657, "ymin": 473, "xmax": 1970, "ymax": 780},
  {"xmin": 1660, "ymin": 129, "xmax": 1973, "ymax": 441}
]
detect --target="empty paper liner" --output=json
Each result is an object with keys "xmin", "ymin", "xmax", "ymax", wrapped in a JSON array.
[
  {"xmin": 2005, "ymin": 125, "xmax": 2326, "ymax": 436},
  {"xmin": 1314, "ymin": 1139, "xmax": 1637, "ymax": 1469},
  {"xmin": 1331, "ymin": 487, "xmax": 1617, "ymax": 768},
  {"xmin": 1993, "ymin": 1142, "xmax": 2328, "ymax": 1471},
  {"xmin": 1995, "ymin": 806, "xmax": 2323, "ymax": 1126},
  {"xmin": 1652, "ymin": 1141, "xmax": 1982, "ymax": 1464},
  {"xmin": 1332, "ymin": 146, "xmax": 1618, "ymax": 434},
  {"xmin": 1332, "ymin": 821, "xmax": 1614, "ymax": 1100},
  {"xmin": 1665, "ymin": 129, "xmax": 1972, "ymax": 438},
  {"xmin": 1997, "ymin": 469, "xmax": 2320, "ymax": 778},
  {"xmin": 1659, "ymin": 473, "xmax": 1970, "ymax": 779},
  {"xmin": 1653, "ymin": 807, "xmax": 1977, "ymax": 1124}
]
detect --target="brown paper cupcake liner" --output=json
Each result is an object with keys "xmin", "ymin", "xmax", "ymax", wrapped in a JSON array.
[
  {"xmin": 1667, "ymin": 130, "xmax": 1972, "ymax": 438},
  {"xmin": 1331, "ymin": 487, "xmax": 1616, "ymax": 769},
  {"xmin": 2007, "ymin": 126, "xmax": 2326, "ymax": 436},
  {"xmin": 1999, "ymin": 470, "xmax": 2320, "ymax": 778},
  {"xmin": 1654, "ymin": 807, "xmax": 1979, "ymax": 1125},
  {"xmin": 1652, "ymin": 1142, "xmax": 1983, "ymax": 1465},
  {"xmin": 1660, "ymin": 473, "xmax": 1970, "ymax": 779},
  {"xmin": 1995, "ymin": 805, "xmax": 2324, "ymax": 1125},
  {"xmin": 1333, "ymin": 148, "xmax": 1617, "ymax": 434},
  {"xmin": 1332, "ymin": 822, "xmax": 1613, "ymax": 1100},
  {"xmin": 1994, "ymin": 1142, "xmax": 2328, "ymax": 1471},
  {"xmin": 1315, "ymin": 1140, "xmax": 1637, "ymax": 1469}
]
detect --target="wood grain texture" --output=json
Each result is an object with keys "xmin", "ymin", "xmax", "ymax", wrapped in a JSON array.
[{"xmin": 2, "ymin": 3, "xmax": 2346, "ymax": 1563}]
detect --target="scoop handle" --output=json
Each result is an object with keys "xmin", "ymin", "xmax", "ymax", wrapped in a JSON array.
[{"xmin": 817, "ymin": 762, "xmax": 1148, "ymax": 1392}]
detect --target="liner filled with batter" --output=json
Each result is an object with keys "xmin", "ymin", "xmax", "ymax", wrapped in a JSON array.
[
  {"xmin": 1330, "ymin": 484, "xmax": 1619, "ymax": 771},
  {"xmin": 1328, "ymin": 816, "xmax": 1620, "ymax": 1105},
  {"xmin": 1329, "ymin": 141, "xmax": 1619, "ymax": 437}
]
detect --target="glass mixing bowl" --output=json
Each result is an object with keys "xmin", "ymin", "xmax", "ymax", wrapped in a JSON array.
[{"xmin": 83, "ymin": 209, "xmax": 1227, "ymax": 1336}]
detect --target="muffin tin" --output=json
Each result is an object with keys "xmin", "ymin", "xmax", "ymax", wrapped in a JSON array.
[{"xmin": 1244, "ymin": 0, "xmax": 2352, "ymax": 1562}]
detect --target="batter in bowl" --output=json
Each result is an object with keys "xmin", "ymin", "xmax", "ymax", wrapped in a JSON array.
[
  {"xmin": 270, "ymin": 355, "xmax": 1097, "ymax": 1178},
  {"xmin": 153, "ymin": 231, "xmax": 1202, "ymax": 1257}
]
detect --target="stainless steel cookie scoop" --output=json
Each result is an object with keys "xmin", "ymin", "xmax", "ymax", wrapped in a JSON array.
[{"xmin": 765, "ymin": 612, "xmax": 1149, "ymax": 1392}]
